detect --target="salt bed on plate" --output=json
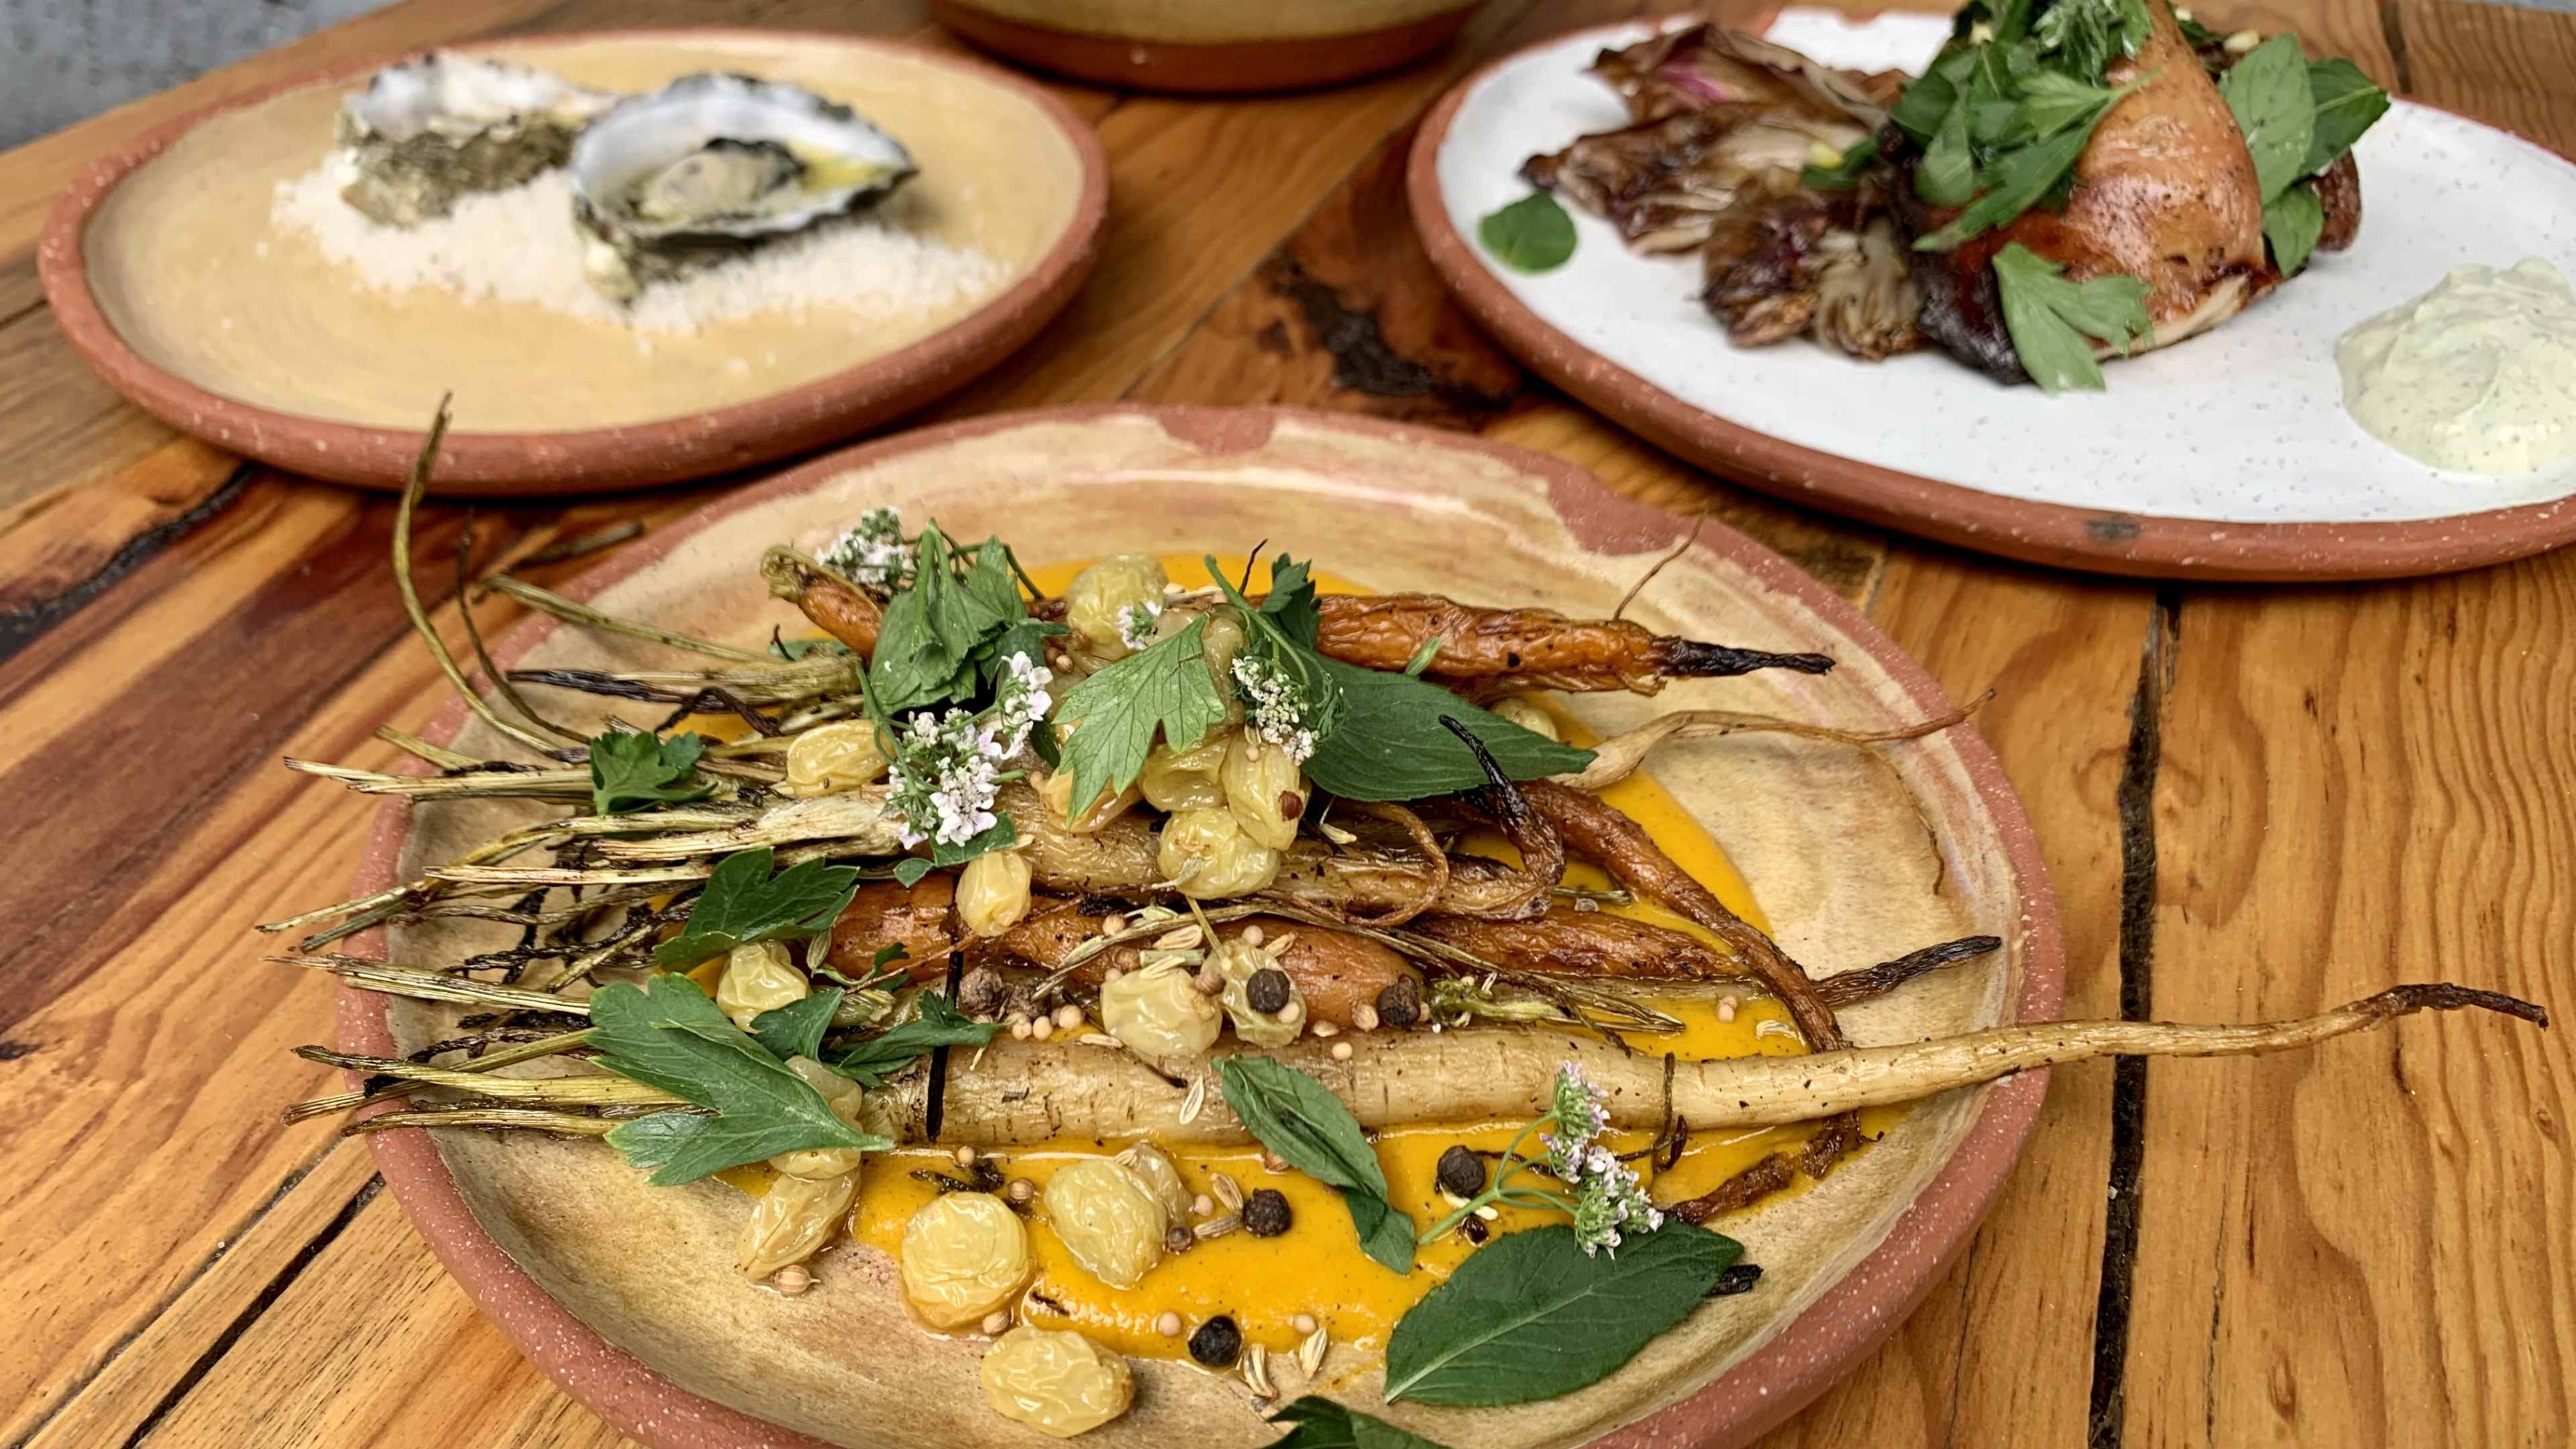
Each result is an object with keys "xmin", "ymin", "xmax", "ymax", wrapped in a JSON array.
[{"xmin": 270, "ymin": 156, "xmax": 1006, "ymax": 341}]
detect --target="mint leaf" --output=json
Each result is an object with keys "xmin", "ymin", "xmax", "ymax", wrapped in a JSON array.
[
  {"xmin": 1381, "ymin": 1223, "xmax": 1740, "ymax": 1405},
  {"xmin": 2300, "ymin": 57, "xmax": 2389, "ymax": 174},
  {"xmin": 1914, "ymin": 105, "xmax": 2110, "ymax": 252},
  {"xmin": 892, "ymin": 858, "xmax": 934, "ymax": 888},
  {"xmin": 1216, "ymin": 1056, "xmax": 1415, "ymax": 1274},
  {"xmin": 750, "ymin": 989, "xmax": 844, "ymax": 1062},
  {"xmin": 2030, "ymin": 0, "xmax": 2151, "ymax": 82},
  {"xmin": 590, "ymin": 974, "xmax": 881, "ymax": 1185},
  {"xmin": 1301, "ymin": 659, "xmax": 1591, "ymax": 803},
  {"xmin": 2219, "ymin": 34, "xmax": 2316, "ymax": 201},
  {"xmin": 1477, "ymin": 192, "xmax": 1576, "ymax": 274},
  {"xmin": 867, "ymin": 526, "xmax": 991, "ymax": 714},
  {"xmin": 1265, "ymin": 1397, "xmax": 1452, "ymax": 1448},
  {"xmin": 1990, "ymin": 241, "xmax": 2152, "ymax": 392},
  {"xmin": 1055, "ymin": 616, "xmax": 1227, "ymax": 821},
  {"xmin": 652, "ymin": 847, "xmax": 861, "ymax": 969},
  {"xmin": 588, "ymin": 730, "xmax": 711, "ymax": 816},
  {"xmin": 834, "ymin": 991, "xmax": 1001, "ymax": 1087},
  {"xmin": 2262, "ymin": 181, "xmax": 2326, "ymax": 276}
]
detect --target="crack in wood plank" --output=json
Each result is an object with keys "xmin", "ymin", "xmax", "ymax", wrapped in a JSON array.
[{"xmin": 2086, "ymin": 584, "xmax": 2180, "ymax": 1449}]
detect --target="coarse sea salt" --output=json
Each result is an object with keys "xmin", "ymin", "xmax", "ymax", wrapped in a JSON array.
[{"xmin": 269, "ymin": 155, "xmax": 1007, "ymax": 339}]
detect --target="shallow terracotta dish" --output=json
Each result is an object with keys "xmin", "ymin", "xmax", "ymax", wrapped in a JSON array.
[
  {"xmin": 341, "ymin": 405, "xmax": 2059, "ymax": 1446},
  {"xmin": 930, "ymin": 0, "xmax": 1485, "ymax": 93},
  {"xmin": 1409, "ymin": 9, "xmax": 2576, "ymax": 581},
  {"xmin": 39, "ymin": 32, "xmax": 1109, "ymax": 494}
]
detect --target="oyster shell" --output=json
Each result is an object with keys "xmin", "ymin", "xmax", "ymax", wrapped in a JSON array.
[
  {"xmin": 568, "ymin": 72, "xmax": 918, "ymax": 300},
  {"xmin": 336, "ymin": 52, "xmax": 618, "ymax": 227}
]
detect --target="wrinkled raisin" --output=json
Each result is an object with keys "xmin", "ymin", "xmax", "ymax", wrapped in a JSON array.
[
  {"xmin": 1242, "ymin": 1188, "xmax": 1292, "ymax": 1238},
  {"xmin": 1187, "ymin": 1314, "xmax": 1242, "ymax": 1367},
  {"xmin": 1436, "ymin": 1144, "xmax": 1485, "ymax": 1199},
  {"xmin": 1708, "ymin": 1263, "xmax": 1764, "ymax": 1297},
  {"xmin": 1245, "ymin": 967, "xmax": 1292, "ymax": 1015},
  {"xmin": 1375, "ymin": 975, "xmax": 1422, "ymax": 1028},
  {"xmin": 1460, "ymin": 1214, "xmax": 1489, "ymax": 1244}
]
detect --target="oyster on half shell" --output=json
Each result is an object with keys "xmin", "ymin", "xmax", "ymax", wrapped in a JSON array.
[
  {"xmin": 568, "ymin": 72, "xmax": 918, "ymax": 300},
  {"xmin": 337, "ymin": 52, "xmax": 619, "ymax": 227}
]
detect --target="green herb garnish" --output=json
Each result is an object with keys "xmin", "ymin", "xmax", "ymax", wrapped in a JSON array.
[
  {"xmin": 650, "ymin": 847, "xmax": 861, "ymax": 969},
  {"xmin": 1215, "ymin": 1056, "xmax": 1416, "ymax": 1274},
  {"xmin": 749, "ymin": 989, "xmax": 845, "ymax": 1063},
  {"xmin": 2214, "ymin": 37, "xmax": 2388, "ymax": 276},
  {"xmin": 588, "ymin": 729, "xmax": 712, "ymax": 816},
  {"xmin": 2261, "ymin": 182, "xmax": 2326, "ymax": 276},
  {"xmin": 835, "ymin": 991, "xmax": 1002, "ymax": 1087},
  {"xmin": 1264, "ymin": 1397, "xmax": 1452, "ymax": 1448},
  {"xmin": 1477, "ymin": 191, "xmax": 1577, "ymax": 274},
  {"xmin": 1301, "ymin": 658, "xmax": 1591, "ymax": 802},
  {"xmin": 2300, "ymin": 57, "xmax": 2390, "ymax": 174},
  {"xmin": 1800, "ymin": 135, "xmax": 1881, "ymax": 191},
  {"xmin": 1053, "ymin": 616, "xmax": 1228, "ymax": 822},
  {"xmin": 2217, "ymin": 34, "xmax": 2316, "ymax": 201},
  {"xmin": 1990, "ymin": 241, "xmax": 2153, "ymax": 392},
  {"xmin": 592, "ymin": 973, "xmax": 883, "ymax": 1185},
  {"xmin": 1379, "ymin": 1223, "xmax": 1741, "ymax": 1405}
]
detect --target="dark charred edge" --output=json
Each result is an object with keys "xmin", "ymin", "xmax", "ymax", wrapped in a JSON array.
[
  {"xmin": 925, "ymin": 949, "xmax": 965, "ymax": 1142},
  {"xmin": 1657, "ymin": 640, "xmax": 1837, "ymax": 678},
  {"xmin": 115, "ymin": 1174, "xmax": 386, "ymax": 1449},
  {"xmin": 1261, "ymin": 254, "xmax": 1521, "ymax": 420},
  {"xmin": 0, "ymin": 461, "xmax": 254, "ymax": 666},
  {"xmin": 2354, "ymin": 982, "xmax": 2550, "ymax": 1028},
  {"xmin": 2378, "ymin": 0, "xmax": 2414, "ymax": 94},
  {"xmin": 1816, "ymin": 934, "xmax": 2002, "ymax": 1008},
  {"xmin": 0, "ymin": 1038, "xmax": 35, "ymax": 1061},
  {"xmin": 2087, "ymin": 585, "xmax": 2180, "ymax": 1449}
]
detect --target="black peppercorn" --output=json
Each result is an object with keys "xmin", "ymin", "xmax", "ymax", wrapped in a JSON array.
[
  {"xmin": 1375, "ymin": 975, "xmax": 1422, "ymax": 1028},
  {"xmin": 1436, "ymin": 1144, "xmax": 1486, "ymax": 1199},
  {"xmin": 1708, "ymin": 1263, "xmax": 1764, "ymax": 1297},
  {"xmin": 1245, "ymin": 967, "xmax": 1292, "ymax": 1014},
  {"xmin": 1188, "ymin": 1314, "xmax": 1243, "ymax": 1367},
  {"xmin": 1242, "ymin": 1187, "xmax": 1292, "ymax": 1237},
  {"xmin": 1460, "ymin": 1214, "xmax": 1489, "ymax": 1244}
]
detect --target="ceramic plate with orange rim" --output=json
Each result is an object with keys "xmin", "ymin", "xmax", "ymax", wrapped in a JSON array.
[
  {"xmin": 319, "ymin": 404, "xmax": 2059, "ymax": 1447},
  {"xmin": 40, "ymin": 33, "xmax": 1108, "ymax": 494},
  {"xmin": 1409, "ymin": 9, "xmax": 2576, "ymax": 580}
]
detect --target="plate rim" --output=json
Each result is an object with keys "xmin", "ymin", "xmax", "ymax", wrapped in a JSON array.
[
  {"xmin": 332, "ymin": 402, "xmax": 2064, "ymax": 1448},
  {"xmin": 1404, "ymin": 15, "xmax": 2576, "ymax": 582},
  {"xmin": 36, "ymin": 28, "xmax": 1112, "ymax": 496}
]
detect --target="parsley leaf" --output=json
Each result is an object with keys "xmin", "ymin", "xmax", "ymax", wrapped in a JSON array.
[
  {"xmin": 1477, "ymin": 191, "xmax": 1576, "ymax": 273},
  {"xmin": 1301, "ymin": 659, "xmax": 1593, "ymax": 802},
  {"xmin": 1216, "ymin": 1056, "xmax": 1415, "ymax": 1274},
  {"xmin": 835, "ymin": 991, "xmax": 1002, "ymax": 1087},
  {"xmin": 1917, "ymin": 94, "xmax": 1977, "ymax": 206},
  {"xmin": 651, "ymin": 847, "xmax": 861, "ymax": 969},
  {"xmin": 592, "ymin": 974, "xmax": 882, "ymax": 1185},
  {"xmin": 1913, "ymin": 102, "xmax": 2115, "ymax": 251},
  {"xmin": 749, "ymin": 989, "xmax": 845, "ymax": 1062},
  {"xmin": 1264, "ymin": 1397, "xmax": 1452, "ymax": 1448},
  {"xmin": 1055, "ymin": 616, "xmax": 1227, "ymax": 821},
  {"xmin": 1990, "ymin": 242, "xmax": 2152, "ymax": 392},
  {"xmin": 2261, "ymin": 181, "xmax": 2326, "ymax": 276},
  {"xmin": 588, "ymin": 730, "xmax": 712, "ymax": 816},
  {"xmin": 2301, "ymin": 58, "xmax": 2389, "ymax": 175},
  {"xmin": 2218, "ymin": 34, "xmax": 2316, "ymax": 202}
]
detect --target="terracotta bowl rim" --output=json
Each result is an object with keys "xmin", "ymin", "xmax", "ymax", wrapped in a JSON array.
[
  {"xmin": 335, "ymin": 402, "xmax": 2065, "ymax": 1448},
  {"xmin": 37, "ymin": 28, "xmax": 1112, "ymax": 496},
  {"xmin": 1403, "ymin": 14, "xmax": 2576, "ymax": 582}
]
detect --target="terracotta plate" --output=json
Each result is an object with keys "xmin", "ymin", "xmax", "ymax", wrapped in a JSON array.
[
  {"xmin": 339, "ymin": 405, "xmax": 2061, "ymax": 1446},
  {"xmin": 1409, "ymin": 9, "xmax": 2576, "ymax": 581},
  {"xmin": 926, "ymin": 0, "xmax": 1484, "ymax": 93},
  {"xmin": 39, "ymin": 32, "xmax": 1109, "ymax": 494}
]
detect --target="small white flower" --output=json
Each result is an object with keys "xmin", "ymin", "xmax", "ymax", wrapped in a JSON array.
[
  {"xmin": 821, "ymin": 506, "xmax": 910, "ymax": 590},
  {"xmin": 1232, "ymin": 655, "xmax": 1318, "ymax": 765},
  {"xmin": 1116, "ymin": 600, "xmax": 1162, "ymax": 652}
]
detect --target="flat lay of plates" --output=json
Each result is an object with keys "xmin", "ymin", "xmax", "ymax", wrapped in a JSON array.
[
  {"xmin": 1410, "ymin": 8, "xmax": 2576, "ymax": 579},
  {"xmin": 39, "ymin": 32, "xmax": 1109, "ymax": 494}
]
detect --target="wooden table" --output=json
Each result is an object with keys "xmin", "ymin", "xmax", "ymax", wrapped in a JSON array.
[{"xmin": 4, "ymin": 1, "xmax": 2569, "ymax": 1445}]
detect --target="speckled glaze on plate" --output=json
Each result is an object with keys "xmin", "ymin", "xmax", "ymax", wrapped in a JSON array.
[
  {"xmin": 40, "ymin": 32, "xmax": 1110, "ymax": 495},
  {"xmin": 1409, "ymin": 9, "xmax": 2576, "ymax": 580},
  {"xmin": 338, "ymin": 405, "xmax": 2060, "ymax": 1447}
]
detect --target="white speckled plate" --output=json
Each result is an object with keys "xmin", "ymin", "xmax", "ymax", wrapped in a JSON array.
[{"xmin": 1409, "ymin": 9, "xmax": 2576, "ymax": 580}]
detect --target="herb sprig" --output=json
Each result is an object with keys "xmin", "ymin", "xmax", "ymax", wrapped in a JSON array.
[
  {"xmin": 1989, "ymin": 241, "xmax": 2153, "ymax": 392},
  {"xmin": 588, "ymin": 729, "xmax": 712, "ymax": 815},
  {"xmin": 1265, "ymin": 1398, "xmax": 1452, "ymax": 1448},
  {"xmin": 2218, "ymin": 36, "xmax": 2388, "ymax": 275},
  {"xmin": 651, "ymin": 847, "xmax": 861, "ymax": 969},
  {"xmin": 1216, "ymin": 1056, "xmax": 1417, "ymax": 1274}
]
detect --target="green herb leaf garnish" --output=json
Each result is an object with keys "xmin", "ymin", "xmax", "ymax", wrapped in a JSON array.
[
  {"xmin": 1989, "ymin": 241, "xmax": 2153, "ymax": 392},
  {"xmin": 592, "ymin": 974, "xmax": 882, "ymax": 1185},
  {"xmin": 1380, "ymin": 1223, "xmax": 1741, "ymax": 1405},
  {"xmin": 588, "ymin": 729, "xmax": 712, "ymax": 816},
  {"xmin": 1215, "ymin": 1056, "xmax": 1416, "ymax": 1274},
  {"xmin": 651, "ymin": 847, "xmax": 861, "ymax": 969},
  {"xmin": 1264, "ymin": 1397, "xmax": 1452, "ymax": 1448},
  {"xmin": 2261, "ymin": 181, "xmax": 2326, "ymax": 276},
  {"xmin": 834, "ymin": 990, "xmax": 1002, "ymax": 1087},
  {"xmin": 1054, "ymin": 616, "xmax": 1228, "ymax": 823},
  {"xmin": 2300, "ymin": 57, "xmax": 2390, "ymax": 175},
  {"xmin": 1477, "ymin": 192, "xmax": 1577, "ymax": 274},
  {"xmin": 749, "ymin": 988, "xmax": 845, "ymax": 1063},
  {"xmin": 1917, "ymin": 94, "xmax": 1978, "ymax": 206},
  {"xmin": 2218, "ymin": 34, "xmax": 2316, "ymax": 201},
  {"xmin": 1800, "ymin": 134, "xmax": 1881, "ymax": 191},
  {"xmin": 1300, "ymin": 659, "xmax": 1592, "ymax": 802}
]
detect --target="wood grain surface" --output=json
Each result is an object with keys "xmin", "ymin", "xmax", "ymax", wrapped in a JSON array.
[{"xmin": 1, "ymin": 1, "xmax": 2568, "ymax": 1447}]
